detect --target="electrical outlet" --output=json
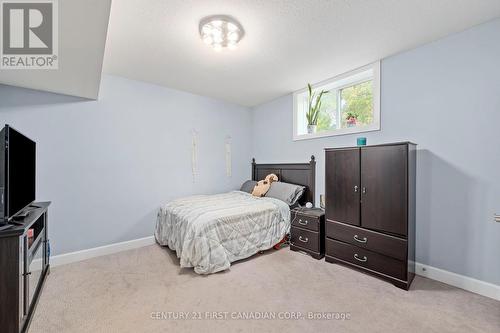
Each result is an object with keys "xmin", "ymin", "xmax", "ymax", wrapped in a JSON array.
[{"xmin": 320, "ymin": 194, "xmax": 325, "ymax": 209}]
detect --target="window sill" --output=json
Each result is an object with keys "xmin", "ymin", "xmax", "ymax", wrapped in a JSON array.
[{"xmin": 293, "ymin": 123, "xmax": 380, "ymax": 141}]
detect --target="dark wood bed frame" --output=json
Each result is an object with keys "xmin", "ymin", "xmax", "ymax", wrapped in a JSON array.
[{"xmin": 252, "ymin": 156, "xmax": 316, "ymax": 206}]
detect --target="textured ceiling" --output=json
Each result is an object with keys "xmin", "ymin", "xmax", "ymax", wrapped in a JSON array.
[{"xmin": 103, "ymin": 1, "xmax": 499, "ymax": 106}]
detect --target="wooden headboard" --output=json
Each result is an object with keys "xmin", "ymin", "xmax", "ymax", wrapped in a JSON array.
[{"xmin": 251, "ymin": 156, "xmax": 316, "ymax": 205}]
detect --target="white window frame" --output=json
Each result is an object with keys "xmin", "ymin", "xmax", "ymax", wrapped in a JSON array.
[{"xmin": 293, "ymin": 61, "xmax": 381, "ymax": 141}]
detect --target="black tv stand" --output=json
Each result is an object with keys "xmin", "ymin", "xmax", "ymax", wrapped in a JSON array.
[
  {"xmin": 9, "ymin": 220, "xmax": 25, "ymax": 226},
  {"xmin": 0, "ymin": 201, "xmax": 51, "ymax": 333},
  {"xmin": 12, "ymin": 205, "xmax": 40, "ymax": 221},
  {"xmin": 0, "ymin": 224, "xmax": 12, "ymax": 231},
  {"xmin": 12, "ymin": 212, "xmax": 29, "ymax": 220}
]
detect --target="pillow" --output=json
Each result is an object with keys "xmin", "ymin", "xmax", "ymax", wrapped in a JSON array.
[
  {"xmin": 240, "ymin": 180, "xmax": 257, "ymax": 193},
  {"xmin": 265, "ymin": 182, "xmax": 305, "ymax": 206}
]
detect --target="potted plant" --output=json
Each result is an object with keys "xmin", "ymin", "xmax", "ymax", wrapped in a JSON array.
[
  {"xmin": 306, "ymin": 83, "xmax": 328, "ymax": 134},
  {"xmin": 346, "ymin": 112, "xmax": 357, "ymax": 127}
]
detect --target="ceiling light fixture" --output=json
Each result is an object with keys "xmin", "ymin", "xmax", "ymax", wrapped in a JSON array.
[{"xmin": 199, "ymin": 15, "xmax": 244, "ymax": 51}]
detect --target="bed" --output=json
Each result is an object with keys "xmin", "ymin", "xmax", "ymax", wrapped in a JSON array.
[{"xmin": 155, "ymin": 156, "xmax": 316, "ymax": 274}]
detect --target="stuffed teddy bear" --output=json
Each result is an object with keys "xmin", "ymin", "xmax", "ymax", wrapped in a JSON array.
[{"xmin": 252, "ymin": 173, "xmax": 278, "ymax": 197}]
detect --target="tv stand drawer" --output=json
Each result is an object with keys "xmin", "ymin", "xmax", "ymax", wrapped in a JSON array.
[{"xmin": 26, "ymin": 240, "xmax": 45, "ymax": 311}]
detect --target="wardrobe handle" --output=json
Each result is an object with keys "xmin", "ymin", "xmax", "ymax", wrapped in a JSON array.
[
  {"xmin": 298, "ymin": 236, "xmax": 309, "ymax": 243},
  {"xmin": 362, "ymin": 187, "xmax": 367, "ymax": 194},
  {"xmin": 354, "ymin": 186, "xmax": 359, "ymax": 193},
  {"xmin": 354, "ymin": 254, "xmax": 367, "ymax": 262},
  {"xmin": 353, "ymin": 235, "xmax": 367, "ymax": 243}
]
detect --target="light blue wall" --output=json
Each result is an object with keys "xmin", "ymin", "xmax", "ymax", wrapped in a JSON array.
[
  {"xmin": 251, "ymin": 19, "xmax": 500, "ymax": 285},
  {"xmin": 0, "ymin": 75, "xmax": 252, "ymax": 255},
  {"xmin": 1, "ymin": 19, "xmax": 499, "ymax": 286}
]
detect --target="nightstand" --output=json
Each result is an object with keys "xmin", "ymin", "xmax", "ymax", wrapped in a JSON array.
[{"xmin": 290, "ymin": 207, "xmax": 325, "ymax": 259}]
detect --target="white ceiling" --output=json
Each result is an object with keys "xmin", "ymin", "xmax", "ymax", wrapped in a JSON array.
[
  {"xmin": 104, "ymin": 0, "xmax": 500, "ymax": 107},
  {"xmin": 1, "ymin": 1, "xmax": 499, "ymax": 104},
  {"xmin": 0, "ymin": 0, "xmax": 111, "ymax": 99}
]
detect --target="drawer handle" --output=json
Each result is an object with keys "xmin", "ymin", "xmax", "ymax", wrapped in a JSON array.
[
  {"xmin": 298, "ymin": 236, "xmax": 309, "ymax": 243},
  {"xmin": 354, "ymin": 254, "xmax": 367, "ymax": 262},
  {"xmin": 298, "ymin": 219, "xmax": 308, "ymax": 226},
  {"xmin": 353, "ymin": 234, "xmax": 367, "ymax": 243}
]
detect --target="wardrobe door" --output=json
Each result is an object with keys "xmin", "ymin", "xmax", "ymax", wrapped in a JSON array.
[
  {"xmin": 360, "ymin": 145, "xmax": 407, "ymax": 235},
  {"xmin": 325, "ymin": 149, "xmax": 360, "ymax": 226}
]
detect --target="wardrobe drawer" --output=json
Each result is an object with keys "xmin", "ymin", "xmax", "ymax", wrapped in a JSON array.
[
  {"xmin": 325, "ymin": 220, "xmax": 407, "ymax": 261},
  {"xmin": 325, "ymin": 239, "xmax": 406, "ymax": 281},
  {"xmin": 290, "ymin": 227, "xmax": 319, "ymax": 252},
  {"xmin": 291, "ymin": 212, "xmax": 320, "ymax": 232}
]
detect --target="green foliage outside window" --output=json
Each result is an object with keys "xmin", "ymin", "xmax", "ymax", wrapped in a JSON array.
[
  {"xmin": 314, "ymin": 80, "xmax": 373, "ymax": 132},
  {"xmin": 317, "ymin": 93, "xmax": 336, "ymax": 131},
  {"xmin": 340, "ymin": 80, "xmax": 373, "ymax": 128}
]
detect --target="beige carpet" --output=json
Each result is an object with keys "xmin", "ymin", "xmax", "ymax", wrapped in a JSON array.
[{"xmin": 30, "ymin": 245, "xmax": 500, "ymax": 333}]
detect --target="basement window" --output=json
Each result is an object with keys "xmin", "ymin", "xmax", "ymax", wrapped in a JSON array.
[{"xmin": 293, "ymin": 62, "xmax": 380, "ymax": 140}]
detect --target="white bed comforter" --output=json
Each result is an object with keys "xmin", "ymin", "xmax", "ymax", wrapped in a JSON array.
[{"xmin": 155, "ymin": 191, "xmax": 290, "ymax": 274}]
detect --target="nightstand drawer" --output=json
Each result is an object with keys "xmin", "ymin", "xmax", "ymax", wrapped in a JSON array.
[
  {"xmin": 326, "ymin": 220, "xmax": 407, "ymax": 261},
  {"xmin": 291, "ymin": 212, "xmax": 320, "ymax": 232},
  {"xmin": 290, "ymin": 226, "xmax": 319, "ymax": 252}
]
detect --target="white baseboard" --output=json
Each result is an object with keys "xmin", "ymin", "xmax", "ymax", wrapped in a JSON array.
[
  {"xmin": 37, "ymin": 236, "xmax": 499, "ymax": 301},
  {"xmin": 48, "ymin": 236, "xmax": 155, "ymax": 267},
  {"xmin": 415, "ymin": 262, "xmax": 500, "ymax": 301}
]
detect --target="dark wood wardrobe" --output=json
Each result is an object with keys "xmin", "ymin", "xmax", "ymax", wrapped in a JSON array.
[{"xmin": 324, "ymin": 142, "xmax": 416, "ymax": 289}]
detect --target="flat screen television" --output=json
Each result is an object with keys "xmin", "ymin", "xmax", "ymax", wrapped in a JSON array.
[{"xmin": 0, "ymin": 125, "xmax": 36, "ymax": 224}]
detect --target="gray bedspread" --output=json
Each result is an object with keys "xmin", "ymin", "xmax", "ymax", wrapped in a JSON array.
[{"xmin": 155, "ymin": 191, "xmax": 290, "ymax": 274}]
